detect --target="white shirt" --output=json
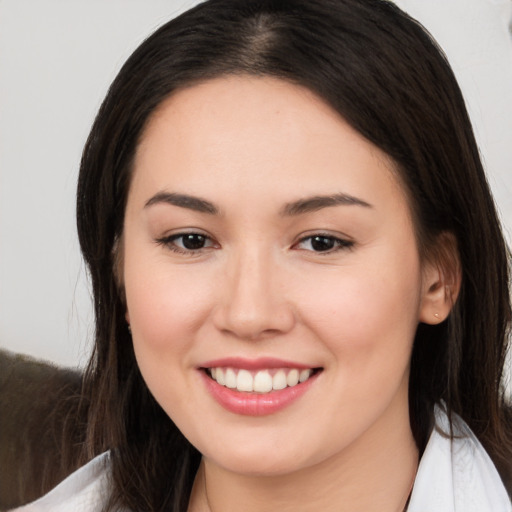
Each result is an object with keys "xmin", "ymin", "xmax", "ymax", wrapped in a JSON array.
[
  {"xmin": 11, "ymin": 406, "xmax": 511, "ymax": 512},
  {"xmin": 407, "ymin": 406, "xmax": 511, "ymax": 511}
]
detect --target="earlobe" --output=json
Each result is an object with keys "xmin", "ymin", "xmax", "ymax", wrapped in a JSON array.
[
  {"xmin": 419, "ymin": 232, "xmax": 461, "ymax": 325},
  {"xmin": 419, "ymin": 277, "xmax": 456, "ymax": 324}
]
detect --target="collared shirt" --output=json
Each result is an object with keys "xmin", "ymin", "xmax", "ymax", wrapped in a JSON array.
[
  {"xmin": 407, "ymin": 406, "xmax": 511, "ymax": 511},
  {"xmin": 12, "ymin": 407, "xmax": 511, "ymax": 512}
]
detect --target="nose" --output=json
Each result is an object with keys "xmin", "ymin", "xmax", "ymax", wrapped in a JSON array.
[{"xmin": 212, "ymin": 247, "xmax": 296, "ymax": 340}]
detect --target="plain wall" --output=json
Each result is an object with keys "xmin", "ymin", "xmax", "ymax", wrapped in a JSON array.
[
  {"xmin": 0, "ymin": 0, "xmax": 201, "ymax": 367},
  {"xmin": 1, "ymin": 0, "xmax": 511, "ymax": 370}
]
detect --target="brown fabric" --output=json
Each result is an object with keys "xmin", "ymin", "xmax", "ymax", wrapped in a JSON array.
[{"xmin": 0, "ymin": 349, "xmax": 87, "ymax": 510}]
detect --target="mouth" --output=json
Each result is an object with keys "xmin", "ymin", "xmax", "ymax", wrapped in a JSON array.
[
  {"xmin": 204, "ymin": 366, "xmax": 322, "ymax": 394},
  {"xmin": 199, "ymin": 358, "xmax": 323, "ymax": 415}
]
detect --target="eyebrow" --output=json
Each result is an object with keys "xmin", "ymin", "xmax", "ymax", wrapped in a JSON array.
[
  {"xmin": 281, "ymin": 193, "xmax": 372, "ymax": 216},
  {"xmin": 144, "ymin": 192, "xmax": 219, "ymax": 214},
  {"xmin": 144, "ymin": 191, "xmax": 372, "ymax": 216}
]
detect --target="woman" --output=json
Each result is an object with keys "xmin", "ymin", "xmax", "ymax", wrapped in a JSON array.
[{"xmin": 13, "ymin": 0, "xmax": 512, "ymax": 510}]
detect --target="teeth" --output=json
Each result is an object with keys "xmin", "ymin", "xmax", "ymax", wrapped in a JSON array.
[
  {"xmin": 208, "ymin": 367, "xmax": 315, "ymax": 393},
  {"xmin": 225, "ymin": 368, "xmax": 237, "ymax": 389},
  {"xmin": 237, "ymin": 369, "xmax": 253, "ymax": 392},
  {"xmin": 254, "ymin": 370, "xmax": 273, "ymax": 393},
  {"xmin": 216, "ymin": 368, "xmax": 225, "ymax": 386},
  {"xmin": 272, "ymin": 370, "xmax": 287, "ymax": 390},
  {"xmin": 287, "ymin": 369, "xmax": 299, "ymax": 387},
  {"xmin": 299, "ymin": 369, "xmax": 311, "ymax": 382}
]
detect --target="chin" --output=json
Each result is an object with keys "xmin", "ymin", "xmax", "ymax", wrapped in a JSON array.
[
  {"xmin": 208, "ymin": 450, "xmax": 311, "ymax": 477},
  {"xmin": 193, "ymin": 425, "xmax": 331, "ymax": 477}
]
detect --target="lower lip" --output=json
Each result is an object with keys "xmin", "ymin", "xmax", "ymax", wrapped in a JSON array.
[{"xmin": 200, "ymin": 370, "xmax": 319, "ymax": 416}]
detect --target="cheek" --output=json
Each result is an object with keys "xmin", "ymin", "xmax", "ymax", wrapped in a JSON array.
[
  {"xmin": 296, "ymin": 250, "xmax": 422, "ymax": 359},
  {"xmin": 123, "ymin": 256, "xmax": 217, "ymax": 421},
  {"xmin": 123, "ymin": 255, "xmax": 215, "ymax": 356}
]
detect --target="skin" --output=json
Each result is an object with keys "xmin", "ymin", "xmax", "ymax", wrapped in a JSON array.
[{"xmin": 122, "ymin": 76, "xmax": 452, "ymax": 512}]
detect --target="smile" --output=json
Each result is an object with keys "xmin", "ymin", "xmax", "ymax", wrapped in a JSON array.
[
  {"xmin": 200, "ymin": 360, "xmax": 323, "ymax": 416},
  {"xmin": 207, "ymin": 367, "xmax": 315, "ymax": 393}
]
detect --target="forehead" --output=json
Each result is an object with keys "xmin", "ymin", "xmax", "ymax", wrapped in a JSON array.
[{"xmin": 131, "ymin": 75, "xmax": 405, "ymax": 215}]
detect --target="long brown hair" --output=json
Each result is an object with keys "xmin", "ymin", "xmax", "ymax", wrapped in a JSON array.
[{"xmin": 76, "ymin": 1, "xmax": 512, "ymax": 510}]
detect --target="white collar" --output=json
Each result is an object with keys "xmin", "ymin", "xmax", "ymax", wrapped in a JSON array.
[{"xmin": 408, "ymin": 404, "xmax": 511, "ymax": 512}]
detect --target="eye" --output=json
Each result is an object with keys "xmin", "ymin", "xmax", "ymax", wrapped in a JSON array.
[
  {"xmin": 156, "ymin": 232, "xmax": 217, "ymax": 254},
  {"xmin": 294, "ymin": 234, "xmax": 353, "ymax": 253}
]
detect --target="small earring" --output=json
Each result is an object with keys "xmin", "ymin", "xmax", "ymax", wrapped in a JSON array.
[
  {"xmin": 127, "ymin": 324, "xmax": 132, "ymax": 334},
  {"xmin": 434, "ymin": 313, "xmax": 440, "ymax": 319}
]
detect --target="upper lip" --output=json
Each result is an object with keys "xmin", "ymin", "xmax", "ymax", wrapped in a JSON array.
[{"xmin": 199, "ymin": 357, "xmax": 319, "ymax": 371}]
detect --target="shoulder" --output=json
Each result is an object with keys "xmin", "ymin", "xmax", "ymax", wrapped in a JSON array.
[
  {"xmin": 408, "ymin": 404, "xmax": 511, "ymax": 512},
  {"xmin": 9, "ymin": 452, "xmax": 125, "ymax": 512}
]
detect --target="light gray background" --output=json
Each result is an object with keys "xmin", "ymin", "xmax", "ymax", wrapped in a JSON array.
[{"xmin": 1, "ymin": 0, "xmax": 511, "ymax": 371}]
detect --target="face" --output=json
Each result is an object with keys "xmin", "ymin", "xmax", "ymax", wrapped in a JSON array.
[{"xmin": 123, "ymin": 76, "xmax": 434, "ymax": 476}]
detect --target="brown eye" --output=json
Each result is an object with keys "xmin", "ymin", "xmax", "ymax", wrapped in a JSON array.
[
  {"xmin": 156, "ymin": 232, "xmax": 217, "ymax": 254},
  {"xmin": 295, "ymin": 234, "xmax": 353, "ymax": 253},
  {"xmin": 310, "ymin": 236, "xmax": 336, "ymax": 252},
  {"xmin": 179, "ymin": 233, "xmax": 208, "ymax": 250}
]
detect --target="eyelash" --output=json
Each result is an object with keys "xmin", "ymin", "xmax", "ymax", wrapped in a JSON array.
[
  {"xmin": 156, "ymin": 231, "xmax": 354, "ymax": 256},
  {"xmin": 293, "ymin": 233, "xmax": 354, "ymax": 254},
  {"xmin": 155, "ymin": 232, "xmax": 217, "ymax": 256}
]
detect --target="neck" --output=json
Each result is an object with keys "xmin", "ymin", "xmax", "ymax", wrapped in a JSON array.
[{"xmin": 188, "ymin": 398, "xmax": 418, "ymax": 512}]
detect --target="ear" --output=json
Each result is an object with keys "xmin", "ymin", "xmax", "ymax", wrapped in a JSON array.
[{"xmin": 419, "ymin": 232, "xmax": 461, "ymax": 325}]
